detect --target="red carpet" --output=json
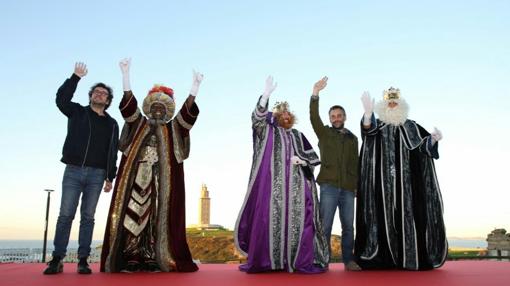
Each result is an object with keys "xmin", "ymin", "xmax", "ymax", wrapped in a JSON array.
[{"xmin": 0, "ymin": 261, "xmax": 508, "ymax": 286}]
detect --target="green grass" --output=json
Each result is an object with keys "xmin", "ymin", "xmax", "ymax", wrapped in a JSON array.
[
  {"xmin": 448, "ymin": 250, "xmax": 484, "ymax": 257},
  {"xmin": 186, "ymin": 228, "xmax": 233, "ymax": 238}
]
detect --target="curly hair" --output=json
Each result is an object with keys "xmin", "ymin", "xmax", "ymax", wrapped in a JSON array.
[{"xmin": 88, "ymin": 82, "xmax": 114, "ymax": 110}]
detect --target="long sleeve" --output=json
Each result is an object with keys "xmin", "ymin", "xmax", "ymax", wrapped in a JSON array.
[
  {"xmin": 171, "ymin": 100, "xmax": 200, "ymax": 163},
  {"xmin": 252, "ymin": 96, "xmax": 269, "ymax": 138},
  {"xmin": 417, "ymin": 124, "xmax": 439, "ymax": 159},
  {"xmin": 360, "ymin": 113, "xmax": 379, "ymax": 138},
  {"xmin": 174, "ymin": 99, "xmax": 200, "ymax": 134},
  {"xmin": 55, "ymin": 73, "xmax": 81, "ymax": 117},
  {"xmin": 118, "ymin": 91, "xmax": 143, "ymax": 152},
  {"xmin": 119, "ymin": 91, "xmax": 141, "ymax": 123},
  {"xmin": 310, "ymin": 95, "xmax": 326, "ymax": 138}
]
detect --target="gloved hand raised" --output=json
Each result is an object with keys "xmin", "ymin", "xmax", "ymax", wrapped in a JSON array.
[
  {"xmin": 119, "ymin": 58, "xmax": 131, "ymax": 91},
  {"xmin": 361, "ymin": 91, "xmax": 374, "ymax": 125},
  {"xmin": 259, "ymin": 76, "xmax": 277, "ymax": 108},
  {"xmin": 189, "ymin": 69, "xmax": 204, "ymax": 97}
]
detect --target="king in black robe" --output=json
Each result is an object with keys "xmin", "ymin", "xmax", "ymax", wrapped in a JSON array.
[{"xmin": 354, "ymin": 100, "xmax": 447, "ymax": 270}]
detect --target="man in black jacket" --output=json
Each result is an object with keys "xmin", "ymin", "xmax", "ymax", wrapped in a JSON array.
[{"xmin": 44, "ymin": 62, "xmax": 119, "ymax": 275}]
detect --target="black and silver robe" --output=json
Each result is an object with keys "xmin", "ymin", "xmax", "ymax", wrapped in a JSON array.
[{"xmin": 354, "ymin": 114, "xmax": 447, "ymax": 270}]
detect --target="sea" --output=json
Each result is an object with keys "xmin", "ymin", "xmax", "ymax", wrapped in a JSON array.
[{"xmin": 0, "ymin": 240, "xmax": 103, "ymax": 249}]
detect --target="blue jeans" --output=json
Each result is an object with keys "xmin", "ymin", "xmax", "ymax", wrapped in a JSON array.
[
  {"xmin": 319, "ymin": 183, "xmax": 355, "ymax": 264},
  {"xmin": 52, "ymin": 165, "xmax": 105, "ymax": 259}
]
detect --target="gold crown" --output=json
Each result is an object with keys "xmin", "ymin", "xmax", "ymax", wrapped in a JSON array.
[
  {"xmin": 383, "ymin": 87, "xmax": 400, "ymax": 100},
  {"xmin": 272, "ymin": 101, "xmax": 290, "ymax": 113}
]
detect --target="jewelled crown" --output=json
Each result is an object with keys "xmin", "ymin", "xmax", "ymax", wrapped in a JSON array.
[
  {"xmin": 383, "ymin": 87, "xmax": 401, "ymax": 100},
  {"xmin": 272, "ymin": 101, "xmax": 290, "ymax": 113}
]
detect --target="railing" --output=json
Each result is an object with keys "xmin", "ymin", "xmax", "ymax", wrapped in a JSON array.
[
  {"xmin": 0, "ymin": 248, "xmax": 101, "ymax": 263},
  {"xmin": 2, "ymin": 248, "xmax": 509, "ymax": 264}
]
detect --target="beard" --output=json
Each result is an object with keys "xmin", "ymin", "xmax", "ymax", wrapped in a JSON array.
[
  {"xmin": 332, "ymin": 122, "xmax": 344, "ymax": 129},
  {"xmin": 375, "ymin": 98, "xmax": 409, "ymax": 126},
  {"xmin": 276, "ymin": 113, "xmax": 296, "ymax": 130}
]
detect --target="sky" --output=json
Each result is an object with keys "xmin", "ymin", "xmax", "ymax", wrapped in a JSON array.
[{"xmin": 0, "ymin": 0, "xmax": 509, "ymax": 241}]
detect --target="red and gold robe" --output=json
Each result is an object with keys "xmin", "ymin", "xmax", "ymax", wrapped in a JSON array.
[{"xmin": 100, "ymin": 91, "xmax": 199, "ymax": 272}]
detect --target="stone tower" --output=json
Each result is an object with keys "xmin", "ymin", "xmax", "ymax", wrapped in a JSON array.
[{"xmin": 199, "ymin": 184, "xmax": 211, "ymax": 226}]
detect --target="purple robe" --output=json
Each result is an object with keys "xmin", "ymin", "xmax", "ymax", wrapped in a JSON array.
[{"xmin": 234, "ymin": 99, "xmax": 329, "ymax": 273}]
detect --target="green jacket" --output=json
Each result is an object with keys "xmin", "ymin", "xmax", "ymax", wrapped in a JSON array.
[{"xmin": 310, "ymin": 96, "xmax": 358, "ymax": 192}]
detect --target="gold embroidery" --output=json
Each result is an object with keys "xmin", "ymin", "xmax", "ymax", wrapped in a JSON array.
[
  {"xmin": 127, "ymin": 195, "xmax": 152, "ymax": 217},
  {"xmin": 176, "ymin": 112, "xmax": 193, "ymax": 130},
  {"xmin": 123, "ymin": 213, "xmax": 150, "ymax": 237},
  {"xmin": 154, "ymin": 125, "xmax": 175, "ymax": 270},
  {"xmin": 105, "ymin": 121, "xmax": 150, "ymax": 272}
]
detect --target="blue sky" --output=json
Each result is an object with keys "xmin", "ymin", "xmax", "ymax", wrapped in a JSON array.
[{"xmin": 0, "ymin": 0, "xmax": 509, "ymax": 240}]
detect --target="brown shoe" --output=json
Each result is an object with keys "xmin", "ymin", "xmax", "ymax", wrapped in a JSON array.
[{"xmin": 344, "ymin": 261, "xmax": 362, "ymax": 271}]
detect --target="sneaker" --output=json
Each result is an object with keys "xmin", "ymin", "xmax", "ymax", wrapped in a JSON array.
[
  {"xmin": 43, "ymin": 256, "xmax": 63, "ymax": 275},
  {"xmin": 345, "ymin": 261, "xmax": 362, "ymax": 271},
  {"xmin": 77, "ymin": 257, "xmax": 92, "ymax": 274}
]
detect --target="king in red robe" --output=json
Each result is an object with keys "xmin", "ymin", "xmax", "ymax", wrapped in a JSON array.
[{"xmin": 101, "ymin": 59, "xmax": 203, "ymax": 273}]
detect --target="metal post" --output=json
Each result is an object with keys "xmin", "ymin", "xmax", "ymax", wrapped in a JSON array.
[{"xmin": 42, "ymin": 189, "xmax": 54, "ymax": 263}]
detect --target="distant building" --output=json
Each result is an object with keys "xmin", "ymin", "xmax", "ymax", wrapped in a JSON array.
[
  {"xmin": 487, "ymin": 228, "xmax": 510, "ymax": 257},
  {"xmin": 189, "ymin": 184, "xmax": 224, "ymax": 230},
  {"xmin": 199, "ymin": 184, "xmax": 211, "ymax": 225}
]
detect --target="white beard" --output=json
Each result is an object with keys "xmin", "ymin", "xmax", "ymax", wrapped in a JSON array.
[{"xmin": 375, "ymin": 98, "xmax": 409, "ymax": 126}]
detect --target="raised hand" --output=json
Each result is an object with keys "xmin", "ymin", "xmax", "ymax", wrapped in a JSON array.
[
  {"xmin": 119, "ymin": 58, "xmax": 131, "ymax": 75},
  {"xmin": 313, "ymin": 76, "xmax": 328, "ymax": 96},
  {"xmin": 74, "ymin": 62, "xmax": 88, "ymax": 78},
  {"xmin": 189, "ymin": 69, "xmax": 204, "ymax": 97},
  {"xmin": 259, "ymin": 76, "xmax": 277, "ymax": 107},
  {"xmin": 119, "ymin": 58, "xmax": 131, "ymax": 91},
  {"xmin": 263, "ymin": 75, "xmax": 277, "ymax": 98},
  {"xmin": 361, "ymin": 91, "xmax": 374, "ymax": 116},
  {"xmin": 193, "ymin": 69, "xmax": 204, "ymax": 85}
]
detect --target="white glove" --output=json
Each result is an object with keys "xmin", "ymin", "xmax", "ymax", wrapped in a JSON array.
[
  {"xmin": 291, "ymin": 156, "xmax": 306, "ymax": 166},
  {"xmin": 431, "ymin": 127, "xmax": 443, "ymax": 145},
  {"xmin": 119, "ymin": 58, "xmax": 131, "ymax": 91},
  {"xmin": 189, "ymin": 69, "xmax": 204, "ymax": 97},
  {"xmin": 361, "ymin": 91, "xmax": 374, "ymax": 125},
  {"xmin": 259, "ymin": 75, "xmax": 277, "ymax": 108}
]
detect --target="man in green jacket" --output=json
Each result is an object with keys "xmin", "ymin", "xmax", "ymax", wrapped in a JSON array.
[{"xmin": 309, "ymin": 76, "xmax": 360, "ymax": 271}]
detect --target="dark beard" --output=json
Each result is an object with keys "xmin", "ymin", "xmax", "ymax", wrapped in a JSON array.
[
  {"xmin": 90, "ymin": 101, "xmax": 106, "ymax": 109},
  {"xmin": 333, "ymin": 124, "xmax": 344, "ymax": 130}
]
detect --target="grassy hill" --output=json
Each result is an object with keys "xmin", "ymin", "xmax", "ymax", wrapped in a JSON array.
[{"xmin": 186, "ymin": 228, "xmax": 343, "ymax": 263}]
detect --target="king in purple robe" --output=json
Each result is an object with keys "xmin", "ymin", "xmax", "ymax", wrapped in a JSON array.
[{"xmin": 234, "ymin": 76, "xmax": 329, "ymax": 273}]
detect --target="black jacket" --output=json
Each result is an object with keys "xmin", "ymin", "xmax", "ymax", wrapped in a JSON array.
[{"xmin": 56, "ymin": 74, "xmax": 119, "ymax": 181}]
